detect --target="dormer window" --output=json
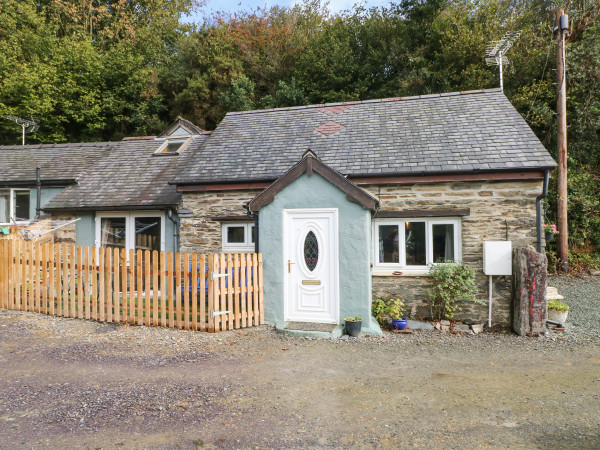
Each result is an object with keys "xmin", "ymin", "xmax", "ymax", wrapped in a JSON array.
[
  {"xmin": 155, "ymin": 136, "xmax": 191, "ymax": 155},
  {"xmin": 154, "ymin": 116, "xmax": 204, "ymax": 156}
]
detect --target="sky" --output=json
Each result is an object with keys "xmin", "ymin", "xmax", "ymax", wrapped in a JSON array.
[{"xmin": 187, "ymin": 0, "xmax": 393, "ymax": 21}]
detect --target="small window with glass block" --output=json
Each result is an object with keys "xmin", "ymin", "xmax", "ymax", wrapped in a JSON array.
[
  {"xmin": 374, "ymin": 218, "xmax": 461, "ymax": 271},
  {"xmin": 222, "ymin": 223, "xmax": 255, "ymax": 252}
]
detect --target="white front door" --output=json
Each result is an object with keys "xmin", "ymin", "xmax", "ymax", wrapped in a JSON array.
[{"xmin": 284, "ymin": 209, "xmax": 339, "ymax": 323}]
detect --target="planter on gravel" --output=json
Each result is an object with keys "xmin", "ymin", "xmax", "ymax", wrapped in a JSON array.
[
  {"xmin": 345, "ymin": 317, "xmax": 362, "ymax": 337},
  {"xmin": 392, "ymin": 318, "xmax": 408, "ymax": 330}
]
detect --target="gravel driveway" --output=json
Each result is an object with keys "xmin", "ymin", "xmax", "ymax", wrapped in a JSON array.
[{"xmin": 1, "ymin": 275, "xmax": 599, "ymax": 449}]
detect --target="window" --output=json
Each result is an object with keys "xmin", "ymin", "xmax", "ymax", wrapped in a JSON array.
[
  {"xmin": 0, "ymin": 189, "xmax": 31, "ymax": 224},
  {"xmin": 222, "ymin": 223, "xmax": 255, "ymax": 252},
  {"xmin": 95, "ymin": 211, "xmax": 165, "ymax": 252},
  {"xmin": 373, "ymin": 218, "xmax": 461, "ymax": 272},
  {"xmin": 154, "ymin": 137, "xmax": 191, "ymax": 155}
]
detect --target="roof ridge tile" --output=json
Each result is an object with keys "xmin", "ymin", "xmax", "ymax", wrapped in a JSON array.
[{"xmin": 223, "ymin": 88, "xmax": 505, "ymax": 117}]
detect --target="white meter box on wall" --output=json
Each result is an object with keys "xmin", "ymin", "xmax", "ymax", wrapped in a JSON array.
[{"xmin": 483, "ymin": 241, "xmax": 512, "ymax": 276}]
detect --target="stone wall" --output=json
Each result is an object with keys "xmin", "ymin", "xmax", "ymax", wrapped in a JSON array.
[
  {"xmin": 363, "ymin": 179, "xmax": 543, "ymax": 325},
  {"xmin": 179, "ymin": 190, "xmax": 262, "ymax": 254},
  {"xmin": 51, "ymin": 213, "xmax": 77, "ymax": 244},
  {"xmin": 179, "ymin": 178, "xmax": 544, "ymax": 326}
]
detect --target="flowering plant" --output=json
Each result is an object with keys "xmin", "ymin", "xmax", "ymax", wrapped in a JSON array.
[{"xmin": 543, "ymin": 224, "xmax": 559, "ymax": 235}]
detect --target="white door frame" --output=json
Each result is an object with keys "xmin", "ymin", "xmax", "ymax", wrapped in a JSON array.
[{"xmin": 283, "ymin": 208, "xmax": 339, "ymax": 323}]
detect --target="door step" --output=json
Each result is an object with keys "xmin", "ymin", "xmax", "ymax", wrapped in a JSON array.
[
  {"xmin": 277, "ymin": 321, "xmax": 343, "ymax": 338},
  {"xmin": 284, "ymin": 322, "xmax": 337, "ymax": 332}
]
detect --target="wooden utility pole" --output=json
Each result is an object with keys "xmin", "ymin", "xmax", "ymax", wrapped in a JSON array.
[{"xmin": 556, "ymin": 8, "xmax": 569, "ymax": 272}]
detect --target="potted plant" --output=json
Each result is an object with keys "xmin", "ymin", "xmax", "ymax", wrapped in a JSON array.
[
  {"xmin": 387, "ymin": 298, "xmax": 408, "ymax": 330},
  {"xmin": 543, "ymin": 223, "xmax": 559, "ymax": 242},
  {"xmin": 547, "ymin": 300, "xmax": 569, "ymax": 323},
  {"xmin": 372, "ymin": 298, "xmax": 407, "ymax": 330},
  {"xmin": 344, "ymin": 316, "xmax": 362, "ymax": 337}
]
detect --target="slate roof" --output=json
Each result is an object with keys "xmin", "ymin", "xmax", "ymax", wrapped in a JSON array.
[
  {"xmin": 43, "ymin": 136, "xmax": 208, "ymax": 210},
  {"xmin": 0, "ymin": 143, "xmax": 112, "ymax": 185},
  {"xmin": 175, "ymin": 88, "xmax": 556, "ymax": 184}
]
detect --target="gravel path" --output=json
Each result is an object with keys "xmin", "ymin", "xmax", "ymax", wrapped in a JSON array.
[
  {"xmin": 0, "ymin": 275, "xmax": 599, "ymax": 449},
  {"xmin": 548, "ymin": 275, "xmax": 600, "ymax": 342}
]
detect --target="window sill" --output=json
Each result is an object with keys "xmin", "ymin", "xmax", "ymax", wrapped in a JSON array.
[
  {"xmin": 371, "ymin": 270, "xmax": 429, "ymax": 277},
  {"xmin": 222, "ymin": 247, "xmax": 255, "ymax": 253}
]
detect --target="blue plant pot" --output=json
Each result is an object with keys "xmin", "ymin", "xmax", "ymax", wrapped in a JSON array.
[{"xmin": 392, "ymin": 318, "xmax": 408, "ymax": 330}]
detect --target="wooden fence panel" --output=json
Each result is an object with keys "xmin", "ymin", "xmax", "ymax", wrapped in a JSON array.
[
  {"xmin": 167, "ymin": 251, "xmax": 174, "ymax": 328},
  {"xmin": 120, "ymin": 249, "xmax": 127, "ymax": 324},
  {"xmin": 152, "ymin": 250, "xmax": 159, "ymax": 327},
  {"xmin": 1, "ymin": 242, "xmax": 263, "ymax": 333},
  {"xmin": 144, "ymin": 250, "xmax": 150, "ymax": 327},
  {"xmin": 183, "ymin": 252, "xmax": 190, "ymax": 330},
  {"xmin": 175, "ymin": 252, "xmax": 182, "ymax": 329},
  {"xmin": 48, "ymin": 243, "xmax": 55, "ymax": 316},
  {"xmin": 191, "ymin": 253, "xmax": 198, "ymax": 331},
  {"xmin": 160, "ymin": 251, "xmax": 166, "ymax": 327},
  {"xmin": 199, "ymin": 254, "xmax": 206, "ymax": 332}
]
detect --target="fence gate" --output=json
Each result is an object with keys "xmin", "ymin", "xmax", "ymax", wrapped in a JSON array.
[{"xmin": 0, "ymin": 240, "xmax": 264, "ymax": 332}]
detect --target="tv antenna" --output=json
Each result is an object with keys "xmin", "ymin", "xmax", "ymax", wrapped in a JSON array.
[
  {"xmin": 485, "ymin": 30, "xmax": 521, "ymax": 91},
  {"xmin": 2, "ymin": 115, "xmax": 40, "ymax": 145}
]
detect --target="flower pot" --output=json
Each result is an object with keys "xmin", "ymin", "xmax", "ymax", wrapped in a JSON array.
[
  {"xmin": 345, "ymin": 319, "xmax": 362, "ymax": 337},
  {"xmin": 548, "ymin": 309, "xmax": 568, "ymax": 324},
  {"xmin": 392, "ymin": 318, "xmax": 408, "ymax": 330},
  {"xmin": 545, "ymin": 232, "xmax": 555, "ymax": 242}
]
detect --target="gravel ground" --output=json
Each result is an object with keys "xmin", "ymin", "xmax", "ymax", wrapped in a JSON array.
[
  {"xmin": 0, "ymin": 275, "xmax": 599, "ymax": 449},
  {"xmin": 548, "ymin": 275, "xmax": 600, "ymax": 341}
]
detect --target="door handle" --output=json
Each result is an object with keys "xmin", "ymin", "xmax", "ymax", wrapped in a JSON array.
[{"xmin": 288, "ymin": 260, "xmax": 295, "ymax": 273}]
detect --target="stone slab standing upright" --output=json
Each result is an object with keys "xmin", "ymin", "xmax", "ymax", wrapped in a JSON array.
[{"xmin": 512, "ymin": 247, "xmax": 547, "ymax": 336}]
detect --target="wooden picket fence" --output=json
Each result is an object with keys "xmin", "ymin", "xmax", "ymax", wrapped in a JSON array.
[{"xmin": 0, "ymin": 240, "xmax": 263, "ymax": 332}]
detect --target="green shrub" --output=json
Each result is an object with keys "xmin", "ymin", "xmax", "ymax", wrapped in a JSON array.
[
  {"xmin": 427, "ymin": 262, "xmax": 483, "ymax": 320},
  {"xmin": 372, "ymin": 298, "xmax": 405, "ymax": 325},
  {"xmin": 344, "ymin": 316, "xmax": 362, "ymax": 322}
]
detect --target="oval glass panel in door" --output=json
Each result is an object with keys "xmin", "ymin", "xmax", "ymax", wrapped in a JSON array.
[{"xmin": 304, "ymin": 231, "xmax": 319, "ymax": 271}]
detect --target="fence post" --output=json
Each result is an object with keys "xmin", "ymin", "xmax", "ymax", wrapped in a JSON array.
[
  {"xmin": 200, "ymin": 254, "xmax": 206, "ymax": 332},
  {"xmin": 207, "ymin": 254, "xmax": 215, "ymax": 332},
  {"xmin": 191, "ymin": 252, "xmax": 198, "ymax": 331},
  {"xmin": 258, "ymin": 253, "xmax": 264, "ymax": 325},
  {"xmin": 0, "ymin": 240, "xmax": 6, "ymax": 309}
]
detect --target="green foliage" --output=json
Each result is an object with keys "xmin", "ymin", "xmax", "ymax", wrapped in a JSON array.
[
  {"xmin": 259, "ymin": 78, "xmax": 306, "ymax": 108},
  {"xmin": 2, "ymin": 0, "xmax": 600, "ymax": 257},
  {"xmin": 427, "ymin": 262, "xmax": 482, "ymax": 320},
  {"xmin": 345, "ymin": 316, "xmax": 362, "ymax": 322},
  {"xmin": 372, "ymin": 298, "xmax": 405, "ymax": 325},
  {"xmin": 547, "ymin": 300, "xmax": 569, "ymax": 313},
  {"xmin": 220, "ymin": 76, "xmax": 256, "ymax": 112}
]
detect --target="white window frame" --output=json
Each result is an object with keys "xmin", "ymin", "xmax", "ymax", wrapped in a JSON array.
[
  {"xmin": 221, "ymin": 222, "xmax": 255, "ymax": 252},
  {"xmin": 0, "ymin": 188, "xmax": 31, "ymax": 225},
  {"xmin": 372, "ymin": 217, "xmax": 461, "ymax": 274},
  {"xmin": 95, "ymin": 211, "xmax": 166, "ymax": 252},
  {"xmin": 154, "ymin": 136, "xmax": 192, "ymax": 155}
]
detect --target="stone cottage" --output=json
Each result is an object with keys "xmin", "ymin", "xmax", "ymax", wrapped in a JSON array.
[{"xmin": 173, "ymin": 88, "xmax": 556, "ymax": 334}]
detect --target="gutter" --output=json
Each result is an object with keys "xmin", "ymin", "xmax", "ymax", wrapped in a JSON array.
[
  {"xmin": 35, "ymin": 167, "xmax": 41, "ymax": 218},
  {"xmin": 167, "ymin": 208, "xmax": 179, "ymax": 252},
  {"xmin": 42, "ymin": 204, "xmax": 177, "ymax": 212},
  {"xmin": 170, "ymin": 166, "xmax": 557, "ymax": 187},
  {"xmin": 243, "ymin": 203, "xmax": 259, "ymax": 253},
  {"xmin": 536, "ymin": 169, "xmax": 551, "ymax": 253},
  {"xmin": 0, "ymin": 179, "xmax": 76, "ymax": 187}
]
